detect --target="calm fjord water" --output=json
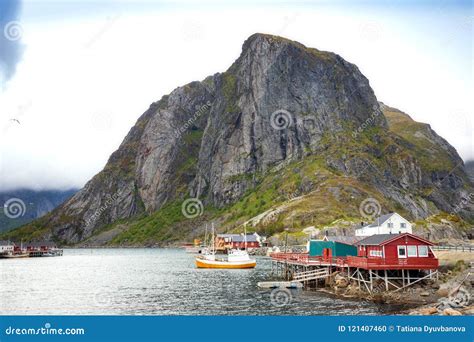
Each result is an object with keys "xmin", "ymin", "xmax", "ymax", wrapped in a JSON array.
[{"xmin": 0, "ymin": 248, "xmax": 402, "ymax": 315}]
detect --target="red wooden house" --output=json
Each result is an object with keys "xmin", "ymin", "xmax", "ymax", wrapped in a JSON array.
[
  {"xmin": 25, "ymin": 241, "xmax": 57, "ymax": 252},
  {"xmin": 347, "ymin": 233, "xmax": 438, "ymax": 270},
  {"xmin": 230, "ymin": 235, "xmax": 260, "ymax": 249}
]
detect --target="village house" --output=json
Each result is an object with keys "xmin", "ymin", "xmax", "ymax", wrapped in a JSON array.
[
  {"xmin": 215, "ymin": 233, "xmax": 263, "ymax": 251},
  {"xmin": 0, "ymin": 240, "xmax": 15, "ymax": 254},
  {"xmin": 351, "ymin": 233, "xmax": 438, "ymax": 269},
  {"xmin": 25, "ymin": 241, "xmax": 57, "ymax": 252},
  {"xmin": 355, "ymin": 212, "xmax": 412, "ymax": 237}
]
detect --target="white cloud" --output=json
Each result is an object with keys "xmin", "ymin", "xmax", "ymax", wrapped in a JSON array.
[{"xmin": 0, "ymin": 5, "xmax": 472, "ymax": 191}]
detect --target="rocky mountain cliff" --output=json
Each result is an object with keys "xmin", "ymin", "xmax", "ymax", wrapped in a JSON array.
[{"xmin": 3, "ymin": 34, "xmax": 473, "ymax": 245}]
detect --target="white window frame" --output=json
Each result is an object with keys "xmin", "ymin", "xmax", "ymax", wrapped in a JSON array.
[
  {"xmin": 407, "ymin": 245, "xmax": 417, "ymax": 257},
  {"xmin": 387, "ymin": 222, "xmax": 394, "ymax": 228},
  {"xmin": 418, "ymin": 245, "xmax": 429, "ymax": 257},
  {"xmin": 369, "ymin": 250, "xmax": 383, "ymax": 257},
  {"xmin": 400, "ymin": 222, "xmax": 406, "ymax": 228},
  {"xmin": 397, "ymin": 245, "xmax": 407, "ymax": 258}
]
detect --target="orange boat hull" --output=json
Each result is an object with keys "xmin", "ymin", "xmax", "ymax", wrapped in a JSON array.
[{"xmin": 195, "ymin": 258, "xmax": 256, "ymax": 269}]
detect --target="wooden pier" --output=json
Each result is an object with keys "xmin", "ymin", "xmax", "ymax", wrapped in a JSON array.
[
  {"xmin": 270, "ymin": 233, "xmax": 440, "ymax": 293},
  {"xmin": 270, "ymin": 252, "xmax": 438, "ymax": 293}
]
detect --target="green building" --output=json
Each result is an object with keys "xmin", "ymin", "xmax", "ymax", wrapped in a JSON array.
[{"xmin": 308, "ymin": 240, "xmax": 357, "ymax": 258}]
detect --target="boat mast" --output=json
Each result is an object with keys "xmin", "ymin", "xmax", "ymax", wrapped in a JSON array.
[
  {"xmin": 212, "ymin": 222, "xmax": 215, "ymax": 255},
  {"xmin": 244, "ymin": 224, "xmax": 247, "ymax": 250}
]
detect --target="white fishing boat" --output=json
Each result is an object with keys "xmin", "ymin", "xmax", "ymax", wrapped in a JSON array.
[{"xmin": 195, "ymin": 224, "xmax": 256, "ymax": 269}]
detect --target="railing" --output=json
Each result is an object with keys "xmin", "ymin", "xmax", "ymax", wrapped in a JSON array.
[
  {"xmin": 432, "ymin": 245, "xmax": 474, "ymax": 253},
  {"xmin": 346, "ymin": 256, "xmax": 439, "ymax": 269},
  {"xmin": 293, "ymin": 268, "xmax": 329, "ymax": 281},
  {"xmin": 270, "ymin": 253, "xmax": 347, "ymax": 266}
]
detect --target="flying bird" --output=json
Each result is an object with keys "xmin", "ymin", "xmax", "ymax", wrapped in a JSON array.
[{"xmin": 10, "ymin": 119, "xmax": 20, "ymax": 124}]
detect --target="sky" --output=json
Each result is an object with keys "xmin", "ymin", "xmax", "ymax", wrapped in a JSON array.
[{"xmin": 0, "ymin": 0, "xmax": 472, "ymax": 192}]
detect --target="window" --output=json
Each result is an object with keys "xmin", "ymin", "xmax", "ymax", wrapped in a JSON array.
[
  {"xmin": 400, "ymin": 223, "xmax": 406, "ymax": 228},
  {"xmin": 369, "ymin": 250, "xmax": 383, "ymax": 257},
  {"xmin": 387, "ymin": 223, "xmax": 394, "ymax": 228},
  {"xmin": 407, "ymin": 246, "xmax": 417, "ymax": 257},
  {"xmin": 418, "ymin": 245, "xmax": 429, "ymax": 257},
  {"xmin": 397, "ymin": 245, "xmax": 407, "ymax": 258}
]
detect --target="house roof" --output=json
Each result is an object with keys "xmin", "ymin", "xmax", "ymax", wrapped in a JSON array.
[
  {"xmin": 216, "ymin": 234, "xmax": 241, "ymax": 238},
  {"xmin": 362, "ymin": 213, "xmax": 398, "ymax": 228},
  {"xmin": 356, "ymin": 233, "xmax": 434, "ymax": 246},
  {"xmin": 325, "ymin": 236, "xmax": 363, "ymax": 245},
  {"xmin": 0, "ymin": 240, "xmax": 15, "ymax": 246},
  {"xmin": 25, "ymin": 241, "xmax": 57, "ymax": 247},
  {"xmin": 232, "ymin": 235, "xmax": 258, "ymax": 243}
]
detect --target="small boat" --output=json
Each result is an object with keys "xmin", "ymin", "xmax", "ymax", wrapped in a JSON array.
[
  {"xmin": 0, "ymin": 252, "xmax": 29, "ymax": 259},
  {"xmin": 196, "ymin": 249, "xmax": 256, "ymax": 269},
  {"xmin": 195, "ymin": 224, "xmax": 256, "ymax": 269},
  {"xmin": 182, "ymin": 239, "xmax": 205, "ymax": 254}
]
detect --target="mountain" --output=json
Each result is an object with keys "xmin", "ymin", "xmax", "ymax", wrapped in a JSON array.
[
  {"xmin": 2, "ymin": 33, "xmax": 473, "ymax": 245},
  {"xmin": 0, "ymin": 189, "xmax": 77, "ymax": 234},
  {"xmin": 465, "ymin": 160, "xmax": 474, "ymax": 182}
]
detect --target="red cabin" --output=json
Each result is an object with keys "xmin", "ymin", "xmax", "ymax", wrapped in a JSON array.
[{"xmin": 347, "ymin": 233, "xmax": 438, "ymax": 270}]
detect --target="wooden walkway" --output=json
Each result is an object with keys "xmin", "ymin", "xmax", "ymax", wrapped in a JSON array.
[
  {"xmin": 271, "ymin": 252, "xmax": 438, "ymax": 270},
  {"xmin": 292, "ymin": 268, "xmax": 329, "ymax": 282}
]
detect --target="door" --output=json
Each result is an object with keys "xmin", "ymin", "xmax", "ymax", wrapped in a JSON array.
[
  {"xmin": 397, "ymin": 245, "xmax": 407, "ymax": 258},
  {"xmin": 323, "ymin": 248, "xmax": 332, "ymax": 261}
]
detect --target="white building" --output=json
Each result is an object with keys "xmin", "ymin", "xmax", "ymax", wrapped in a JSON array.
[
  {"xmin": 355, "ymin": 213, "xmax": 412, "ymax": 237},
  {"xmin": 0, "ymin": 240, "xmax": 15, "ymax": 253}
]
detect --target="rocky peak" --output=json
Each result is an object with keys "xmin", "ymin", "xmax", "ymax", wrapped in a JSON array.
[{"xmin": 4, "ymin": 34, "xmax": 472, "ymax": 244}]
